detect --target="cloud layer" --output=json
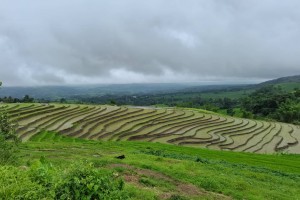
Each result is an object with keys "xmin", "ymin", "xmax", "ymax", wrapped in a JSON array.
[{"xmin": 1, "ymin": 0, "xmax": 300, "ymax": 86}]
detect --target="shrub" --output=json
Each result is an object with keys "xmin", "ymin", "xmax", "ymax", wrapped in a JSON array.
[
  {"xmin": 0, "ymin": 136, "xmax": 19, "ymax": 165},
  {"xmin": 55, "ymin": 163, "xmax": 128, "ymax": 200},
  {"xmin": 0, "ymin": 160, "xmax": 130, "ymax": 199},
  {"xmin": 139, "ymin": 177, "xmax": 156, "ymax": 187},
  {"xmin": 29, "ymin": 157, "xmax": 56, "ymax": 192},
  {"xmin": 0, "ymin": 111, "xmax": 19, "ymax": 165},
  {"xmin": 168, "ymin": 194, "xmax": 188, "ymax": 200},
  {"xmin": 0, "ymin": 165, "xmax": 49, "ymax": 199},
  {"xmin": 0, "ymin": 111, "xmax": 18, "ymax": 141}
]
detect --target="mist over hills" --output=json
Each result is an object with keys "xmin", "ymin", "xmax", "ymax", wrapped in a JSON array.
[
  {"xmin": 0, "ymin": 75, "xmax": 299, "ymax": 100},
  {"xmin": 0, "ymin": 83, "xmax": 200, "ymax": 99},
  {"xmin": 259, "ymin": 75, "xmax": 300, "ymax": 85},
  {"xmin": 0, "ymin": 82, "xmax": 249, "ymax": 100}
]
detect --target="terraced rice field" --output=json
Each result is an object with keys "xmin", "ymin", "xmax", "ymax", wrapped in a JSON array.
[{"xmin": 2, "ymin": 103, "xmax": 300, "ymax": 154}]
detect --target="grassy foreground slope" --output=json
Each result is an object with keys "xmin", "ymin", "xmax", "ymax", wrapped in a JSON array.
[
  {"xmin": 14, "ymin": 132, "xmax": 300, "ymax": 200},
  {"xmin": 2, "ymin": 103, "xmax": 300, "ymax": 154}
]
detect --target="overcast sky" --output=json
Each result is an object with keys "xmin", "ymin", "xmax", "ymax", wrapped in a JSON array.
[{"xmin": 1, "ymin": 0, "xmax": 300, "ymax": 86}]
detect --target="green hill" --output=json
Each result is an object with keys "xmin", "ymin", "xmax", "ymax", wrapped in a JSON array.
[{"xmin": 259, "ymin": 75, "xmax": 300, "ymax": 86}]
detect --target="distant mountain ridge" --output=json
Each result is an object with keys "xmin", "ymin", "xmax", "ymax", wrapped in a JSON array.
[
  {"xmin": 1, "ymin": 75, "xmax": 299, "ymax": 100},
  {"xmin": 259, "ymin": 75, "xmax": 300, "ymax": 85}
]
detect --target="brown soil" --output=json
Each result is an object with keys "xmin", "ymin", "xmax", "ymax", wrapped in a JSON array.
[
  {"xmin": 108, "ymin": 163, "xmax": 232, "ymax": 199},
  {"xmin": 177, "ymin": 183, "xmax": 202, "ymax": 196}
]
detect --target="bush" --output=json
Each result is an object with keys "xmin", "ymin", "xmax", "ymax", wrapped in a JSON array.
[
  {"xmin": 29, "ymin": 157, "xmax": 56, "ymax": 192},
  {"xmin": 55, "ymin": 163, "xmax": 128, "ymax": 200},
  {"xmin": 0, "ymin": 111, "xmax": 18, "ymax": 141},
  {"xmin": 0, "ymin": 165, "xmax": 49, "ymax": 199},
  {"xmin": 0, "ymin": 160, "xmax": 131, "ymax": 199},
  {"xmin": 0, "ymin": 111, "xmax": 19, "ymax": 165},
  {"xmin": 168, "ymin": 195, "xmax": 188, "ymax": 200},
  {"xmin": 0, "ymin": 136, "xmax": 19, "ymax": 165}
]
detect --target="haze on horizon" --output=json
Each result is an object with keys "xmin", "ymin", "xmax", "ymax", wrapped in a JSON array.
[{"xmin": 1, "ymin": 0, "xmax": 300, "ymax": 86}]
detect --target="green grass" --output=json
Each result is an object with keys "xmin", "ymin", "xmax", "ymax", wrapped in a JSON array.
[{"xmin": 13, "ymin": 131, "xmax": 300, "ymax": 200}]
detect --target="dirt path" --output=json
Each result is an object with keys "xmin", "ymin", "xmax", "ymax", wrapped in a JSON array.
[{"xmin": 109, "ymin": 163, "xmax": 232, "ymax": 200}]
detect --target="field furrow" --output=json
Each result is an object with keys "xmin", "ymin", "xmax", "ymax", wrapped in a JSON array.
[
  {"xmin": 206, "ymin": 120, "xmax": 259, "ymax": 150},
  {"xmin": 149, "ymin": 115, "xmax": 225, "ymax": 143},
  {"xmin": 111, "ymin": 109, "xmax": 174, "ymax": 141},
  {"xmin": 220, "ymin": 121, "xmax": 265, "ymax": 148},
  {"xmin": 87, "ymin": 108, "xmax": 145, "ymax": 139},
  {"xmin": 275, "ymin": 124, "xmax": 299, "ymax": 151},
  {"xmin": 168, "ymin": 117, "xmax": 231, "ymax": 144},
  {"xmin": 244, "ymin": 123, "xmax": 281, "ymax": 152}
]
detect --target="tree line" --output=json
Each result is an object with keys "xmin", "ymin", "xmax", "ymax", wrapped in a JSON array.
[
  {"xmin": 1, "ymin": 80, "xmax": 299, "ymax": 124},
  {"xmin": 74, "ymin": 85, "xmax": 300, "ymax": 124}
]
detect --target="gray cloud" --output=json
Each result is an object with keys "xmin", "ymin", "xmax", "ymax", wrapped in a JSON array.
[{"xmin": 0, "ymin": 0, "xmax": 300, "ymax": 86}]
